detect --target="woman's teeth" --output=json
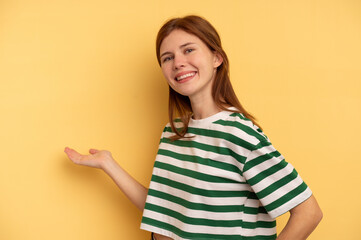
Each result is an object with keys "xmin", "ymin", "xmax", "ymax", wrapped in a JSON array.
[{"xmin": 176, "ymin": 72, "xmax": 195, "ymax": 81}]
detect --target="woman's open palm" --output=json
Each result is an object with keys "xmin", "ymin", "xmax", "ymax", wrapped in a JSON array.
[{"xmin": 64, "ymin": 147, "xmax": 113, "ymax": 169}]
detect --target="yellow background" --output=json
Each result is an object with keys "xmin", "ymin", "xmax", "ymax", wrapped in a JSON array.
[{"xmin": 1, "ymin": 0, "xmax": 360, "ymax": 239}]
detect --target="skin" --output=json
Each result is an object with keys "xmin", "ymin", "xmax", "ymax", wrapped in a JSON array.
[
  {"xmin": 64, "ymin": 30, "xmax": 322, "ymax": 240},
  {"xmin": 277, "ymin": 195, "xmax": 323, "ymax": 240},
  {"xmin": 159, "ymin": 29, "xmax": 223, "ymax": 119}
]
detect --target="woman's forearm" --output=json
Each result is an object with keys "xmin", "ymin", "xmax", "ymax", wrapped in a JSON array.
[
  {"xmin": 102, "ymin": 159, "xmax": 148, "ymax": 211},
  {"xmin": 277, "ymin": 195, "xmax": 323, "ymax": 240}
]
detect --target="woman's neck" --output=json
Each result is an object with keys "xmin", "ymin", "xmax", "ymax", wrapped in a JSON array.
[{"xmin": 190, "ymin": 97, "xmax": 221, "ymax": 120}]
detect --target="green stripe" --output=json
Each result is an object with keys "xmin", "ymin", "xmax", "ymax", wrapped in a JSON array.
[
  {"xmin": 230, "ymin": 112, "xmax": 268, "ymax": 139},
  {"xmin": 142, "ymin": 217, "xmax": 277, "ymax": 240},
  {"xmin": 155, "ymin": 161, "xmax": 240, "ymax": 184},
  {"xmin": 254, "ymin": 140, "xmax": 272, "ymax": 149},
  {"xmin": 265, "ymin": 182, "xmax": 309, "ymax": 212},
  {"xmin": 246, "ymin": 192, "xmax": 259, "ymax": 200},
  {"xmin": 165, "ymin": 126, "xmax": 257, "ymax": 151},
  {"xmin": 243, "ymin": 150, "xmax": 281, "ymax": 172},
  {"xmin": 151, "ymin": 175, "xmax": 250, "ymax": 198},
  {"xmin": 256, "ymin": 169, "xmax": 299, "ymax": 199},
  {"xmin": 160, "ymin": 137, "xmax": 247, "ymax": 165},
  {"xmin": 213, "ymin": 119, "xmax": 268, "ymax": 143},
  {"xmin": 157, "ymin": 148, "xmax": 243, "ymax": 176},
  {"xmin": 147, "ymin": 189, "xmax": 245, "ymax": 212},
  {"xmin": 230, "ymin": 112, "xmax": 250, "ymax": 121},
  {"xmin": 244, "ymin": 205, "xmax": 268, "ymax": 215},
  {"xmin": 145, "ymin": 203, "xmax": 275, "ymax": 229},
  {"xmin": 147, "ymin": 189, "xmax": 267, "ymax": 214},
  {"xmin": 246, "ymin": 161, "xmax": 288, "ymax": 186}
]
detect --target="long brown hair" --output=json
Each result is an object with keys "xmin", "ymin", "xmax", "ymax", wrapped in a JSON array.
[{"xmin": 156, "ymin": 15, "xmax": 260, "ymax": 140}]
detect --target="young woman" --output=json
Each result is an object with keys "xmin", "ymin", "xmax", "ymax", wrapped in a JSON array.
[{"xmin": 64, "ymin": 15, "xmax": 322, "ymax": 240}]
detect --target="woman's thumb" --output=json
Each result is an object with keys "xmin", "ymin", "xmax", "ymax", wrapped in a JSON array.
[{"xmin": 89, "ymin": 148, "xmax": 100, "ymax": 154}]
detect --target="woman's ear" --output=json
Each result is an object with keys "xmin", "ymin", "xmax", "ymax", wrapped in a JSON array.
[{"xmin": 213, "ymin": 52, "xmax": 223, "ymax": 68}]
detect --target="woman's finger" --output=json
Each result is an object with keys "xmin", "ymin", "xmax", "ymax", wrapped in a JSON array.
[{"xmin": 64, "ymin": 147, "xmax": 85, "ymax": 163}]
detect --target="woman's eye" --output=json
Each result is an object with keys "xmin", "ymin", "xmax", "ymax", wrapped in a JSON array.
[
  {"xmin": 185, "ymin": 48, "xmax": 194, "ymax": 53},
  {"xmin": 162, "ymin": 56, "xmax": 173, "ymax": 63}
]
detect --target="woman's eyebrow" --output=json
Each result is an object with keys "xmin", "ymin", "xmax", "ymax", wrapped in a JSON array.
[
  {"xmin": 160, "ymin": 51, "xmax": 171, "ymax": 59},
  {"xmin": 180, "ymin": 42, "xmax": 195, "ymax": 48},
  {"xmin": 160, "ymin": 42, "xmax": 196, "ymax": 58}
]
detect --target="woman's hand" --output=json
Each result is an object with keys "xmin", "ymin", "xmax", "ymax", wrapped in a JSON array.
[
  {"xmin": 64, "ymin": 146, "xmax": 148, "ymax": 210},
  {"xmin": 64, "ymin": 147, "xmax": 113, "ymax": 170}
]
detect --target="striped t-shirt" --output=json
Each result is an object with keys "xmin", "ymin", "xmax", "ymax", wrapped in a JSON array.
[{"xmin": 141, "ymin": 109, "xmax": 312, "ymax": 239}]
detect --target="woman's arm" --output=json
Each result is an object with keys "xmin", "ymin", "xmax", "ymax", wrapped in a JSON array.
[
  {"xmin": 64, "ymin": 147, "xmax": 148, "ymax": 211},
  {"xmin": 277, "ymin": 195, "xmax": 323, "ymax": 240}
]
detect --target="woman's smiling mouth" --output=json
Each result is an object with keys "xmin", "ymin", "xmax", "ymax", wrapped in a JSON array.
[{"xmin": 175, "ymin": 71, "xmax": 197, "ymax": 82}]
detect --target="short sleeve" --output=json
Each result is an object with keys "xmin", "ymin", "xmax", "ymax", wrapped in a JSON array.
[{"xmin": 242, "ymin": 140, "xmax": 312, "ymax": 218}]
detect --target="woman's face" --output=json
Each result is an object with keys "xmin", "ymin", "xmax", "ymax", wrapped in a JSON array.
[{"xmin": 159, "ymin": 30, "xmax": 222, "ymax": 100}]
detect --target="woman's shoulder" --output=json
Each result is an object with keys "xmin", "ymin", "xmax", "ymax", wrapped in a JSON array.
[{"xmin": 213, "ymin": 110, "xmax": 269, "ymax": 144}]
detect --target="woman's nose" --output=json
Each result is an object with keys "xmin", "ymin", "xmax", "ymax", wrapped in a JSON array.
[{"xmin": 173, "ymin": 54, "xmax": 186, "ymax": 70}]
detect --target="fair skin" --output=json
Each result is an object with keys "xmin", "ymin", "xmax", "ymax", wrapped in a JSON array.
[
  {"xmin": 64, "ymin": 29, "xmax": 322, "ymax": 240},
  {"xmin": 159, "ymin": 29, "xmax": 223, "ymax": 119}
]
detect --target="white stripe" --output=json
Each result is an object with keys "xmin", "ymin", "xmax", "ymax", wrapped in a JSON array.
[
  {"xmin": 146, "ymin": 195, "xmax": 243, "ymax": 220},
  {"xmin": 142, "ymin": 209, "xmax": 276, "ymax": 236},
  {"xmin": 149, "ymin": 181, "xmax": 250, "ymax": 206},
  {"xmin": 227, "ymin": 115, "xmax": 268, "ymax": 140},
  {"xmin": 159, "ymin": 139, "xmax": 244, "ymax": 171},
  {"xmin": 268, "ymin": 187, "xmax": 312, "ymax": 219},
  {"xmin": 251, "ymin": 163, "xmax": 295, "ymax": 193},
  {"xmin": 155, "ymin": 155, "xmax": 245, "ymax": 186},
  {"xmin": 247, "ymin": 144, "xmax": 282, "ymax": 161},
  {"xmin": 210, "ymin": 122, "xmax": 261, "ymax": 145},
  {"xmin": 153, "ymin": 167, "xmax": 246, "ymax": 191},
  {"xmin": 243, "ymin": 212, "xmax": 275, "ymax": 222},
  {"xmin": 260, "ymin": 176, "xmax": 305, "ymax": 206},
  {"xmin": 243, "ymin": 155, "xmax": 284, "ymax": 180},
  {"xmin": 162, "ymin": 131, "xmax": 251, "ymax": 161},
  {"xmin": 146, "ymin": 195, "xmax": 275, "ymax": 223}
]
